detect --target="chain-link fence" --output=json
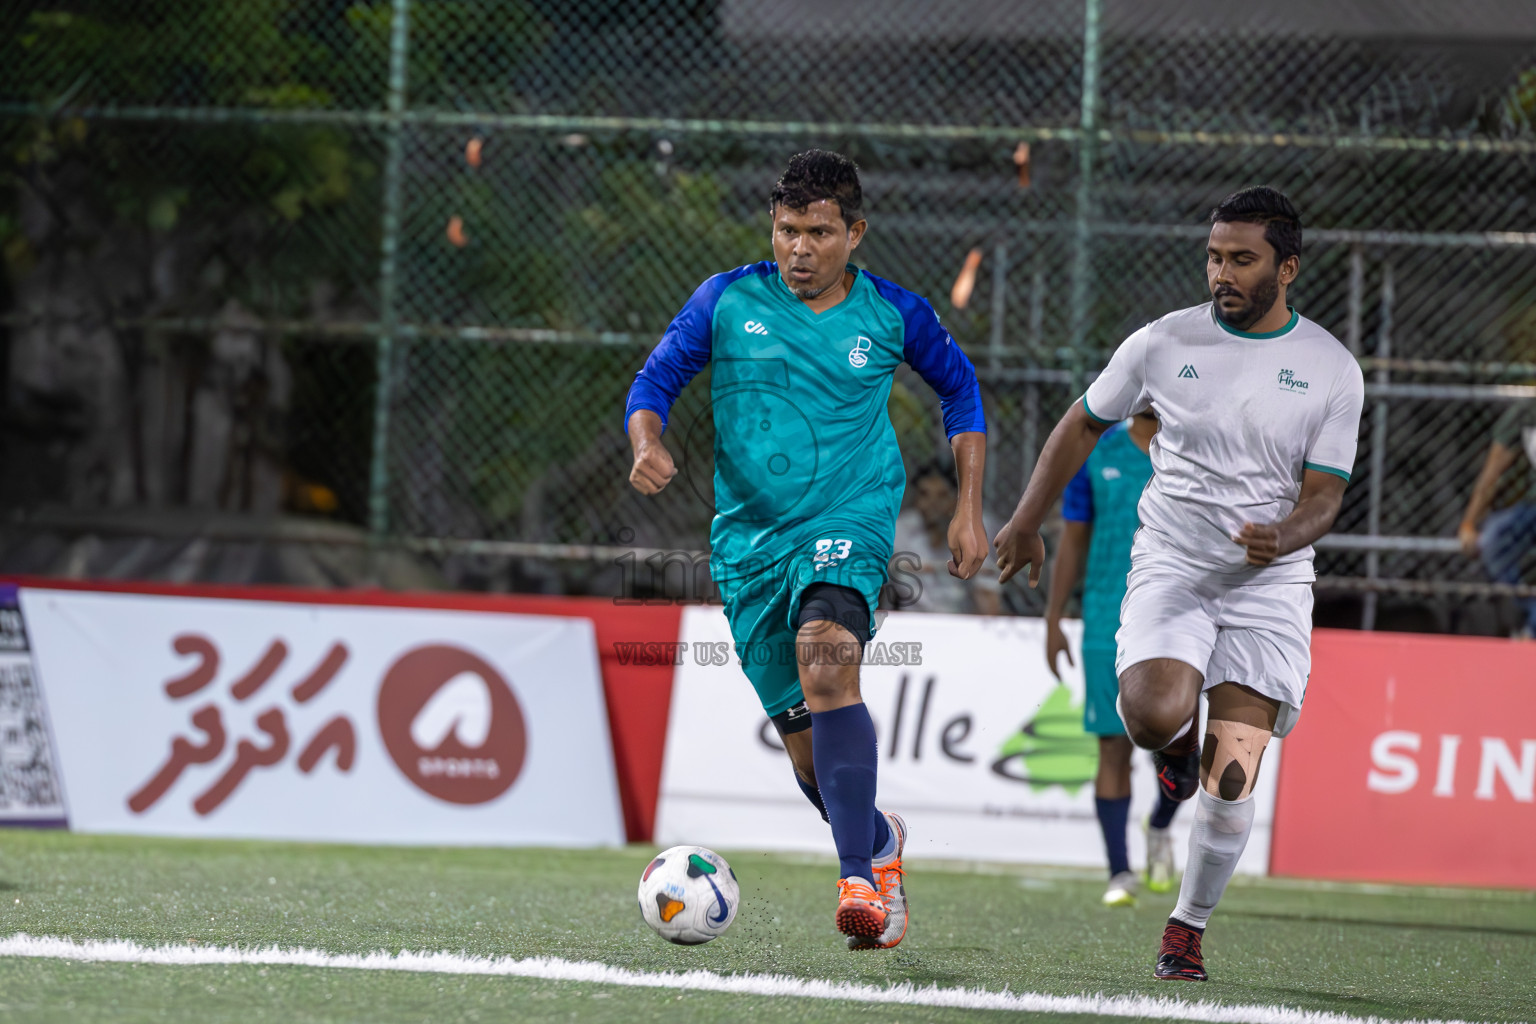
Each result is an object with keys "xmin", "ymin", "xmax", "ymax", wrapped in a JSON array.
[{"xmin": 3, "ymin": 1, "xmax": 1536, "ymax": 629}]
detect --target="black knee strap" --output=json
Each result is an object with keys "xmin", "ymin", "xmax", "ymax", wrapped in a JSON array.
[
  {"xmin": 794, "ymin": 581, "xmax": 873, "ymax": 645},
  {"xmin": 769, "ymin": 699, "xmax": 813, "ymax": 736}
]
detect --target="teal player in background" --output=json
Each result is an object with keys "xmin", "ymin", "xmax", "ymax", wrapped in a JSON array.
[
  {"xmin": 625, "ymin": 150, "xmax": 989, "ymax": 949},
  {"xmin": 1044, "ymin": 410, "xmax": 1181, "ymax": 908}
]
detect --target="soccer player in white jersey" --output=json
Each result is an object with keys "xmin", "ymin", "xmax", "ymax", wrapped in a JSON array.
[{"xmin": 995, "ymin": 186, "xmax": 1364, "ymax": 982}]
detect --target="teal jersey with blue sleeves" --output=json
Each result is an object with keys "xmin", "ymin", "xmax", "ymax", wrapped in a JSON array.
[
  {"xmin": 625, "ymin": 261, "xmax": 986, "ymax": 581},
  {"xmin": 1061, "ymin": 423, "xmax": 1152, "ymax": 651}
]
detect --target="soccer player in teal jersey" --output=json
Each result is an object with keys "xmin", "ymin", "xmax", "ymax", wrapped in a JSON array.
[
  {"xmin": 625, "ymin": 150, "xmax": 989, "ymax": 949},
  {"xmin": 1044, "ymin": 411, "xmax": 1181, "ymax": 909}
]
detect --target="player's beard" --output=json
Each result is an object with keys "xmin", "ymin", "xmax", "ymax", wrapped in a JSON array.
[
  {"xmin": 1212, "ymin": 273, "xmax": 1281, "ymax": 331},
  {"xmin": 788, "ymin": 281, "xmax": 830, "ymax": 300}
]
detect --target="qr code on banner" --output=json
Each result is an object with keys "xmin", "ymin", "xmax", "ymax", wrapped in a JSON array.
[{"xmin": 0, "ymin": 655, "xmax": 65, "ymax": 814}]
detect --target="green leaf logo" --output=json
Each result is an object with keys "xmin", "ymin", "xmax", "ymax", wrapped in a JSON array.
[{"xmin": 991, "ymin": 685, "xmax": 1097, "ymax": 793}]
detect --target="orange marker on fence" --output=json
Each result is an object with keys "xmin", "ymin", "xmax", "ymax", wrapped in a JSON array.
[{"xmin": 951, "ymin": 247, "xmax": 984, "ymax": 310}]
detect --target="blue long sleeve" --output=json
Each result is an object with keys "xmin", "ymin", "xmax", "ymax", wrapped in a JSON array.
[
  {"xmin": 866, "ymin": 274, "xmax": 986, "ymax": 438},
  {"xmin": 624, "ymin": 263, "xmax": 766, "ymax": 433},
  {"xmin": 1062, "ymin": 462, "xmax": 1095, "ymax": 523}
]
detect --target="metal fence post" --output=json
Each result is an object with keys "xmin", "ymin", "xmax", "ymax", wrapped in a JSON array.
[
  {"xmin": 367, "ymin": 0, "xmax": 413, "ymax": 556},
  {"xmin": 1345, "ymin": 244, "xmax": 1363, "ymax": 357},
  {"xmin": 1021, "ymin": 265, "xmax": 1046, "ymax": 482},
  {"xmin": 1068, "ymin": 0, "xmax": 1102, "ymax": 394},
  {"xmin": 1363, "ymin": 261, "xmax": 1394, "ymax": 630},
  {"xmin": 988, "ymin": 241, "xmax": 1008, "ymax": 372}
]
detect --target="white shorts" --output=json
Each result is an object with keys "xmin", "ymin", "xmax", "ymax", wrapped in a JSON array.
[{"xmin": 1114, "ymin": 540, "xmax": 1312, "ymax": 738}]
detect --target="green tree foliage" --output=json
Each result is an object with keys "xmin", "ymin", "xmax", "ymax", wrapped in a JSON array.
[
  {"xmin": 566, "ymin": 162, "xmax": 767, "ymax": 331},
  {"xmin": 0, "ymin": 0, "xmax": 773, "ymax": 536},
  {"xmin": 1500, "ymin": 67, "xmax": 1536, "ymax": 136},
  {"xmin": 433, "ymin": 162, "xmax": 766, "ymax": 533}
]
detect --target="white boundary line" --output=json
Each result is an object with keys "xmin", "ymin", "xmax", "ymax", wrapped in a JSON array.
[{"xmin": 0, "ymin": 933, "xmax": 1497, "ymax": 1024}]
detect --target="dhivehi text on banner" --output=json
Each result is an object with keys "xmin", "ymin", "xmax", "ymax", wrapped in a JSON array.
[{"xmin": 21, "ymin": 587, "xmax": 623, "ymax": 847}]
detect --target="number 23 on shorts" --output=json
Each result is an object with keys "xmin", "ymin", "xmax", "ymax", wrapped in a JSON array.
[{"xmin": 813, "ymin": 538, "xmax": 853, "ymax": 571}]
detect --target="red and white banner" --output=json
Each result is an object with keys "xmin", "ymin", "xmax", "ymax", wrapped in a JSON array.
[
  {"xmin": 20, "ymin": 586, "xmax": 623, "ymax": 846},
  {"xmin": 19, "ymin": 577, "xmax": 1534, "ymax": 888},
  {"xmin": 1272, "ymin": 629, "xmax": 1536, "ymax": 889},
  {"xmin": 657, "ymin": 607, "xmax": 1279, "ymax": 873}
]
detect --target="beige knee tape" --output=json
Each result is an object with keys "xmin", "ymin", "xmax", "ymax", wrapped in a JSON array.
[{"xmin": 1202, "ymin": 720, "xmax": 1272, "ymax": 801}]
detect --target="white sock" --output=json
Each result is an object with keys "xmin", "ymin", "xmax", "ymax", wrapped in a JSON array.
[{"xmin": 1172, "ymin": 788, "xmax": 1255, "ymax": 929}]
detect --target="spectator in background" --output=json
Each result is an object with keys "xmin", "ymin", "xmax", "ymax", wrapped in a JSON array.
[
  {"xmin": 1459, "ymin": 398, "xmax": 1536, "ymax": 637},
  {"xmin": 891, "ymin": 463, "xmax": 1001, "ymax": 615}
]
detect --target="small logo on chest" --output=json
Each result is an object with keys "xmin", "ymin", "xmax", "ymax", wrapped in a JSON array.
[
  {"xmin": 1177, "ymin": 364, "xmax": 1199, "ymax": 379},
  {"xmin": 743, "ymin": 320, "xmax": 769, "ymax": 336},
  {"xmin": 849, "ymin": 335, "xmax": 873, "ymax": 368},
  {"xmin": 1277, "ymin": 368, "xmax": 1310, "ymax": 392},
  {"xmin": 1101, "ymin": 467, "xmax": 1122, "ymax": 481}
]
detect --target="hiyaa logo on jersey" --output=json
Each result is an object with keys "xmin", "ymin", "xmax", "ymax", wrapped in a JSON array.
[
  {"xmin": 848, "ymin": 336, "xmax": 872, "ymax": 368},
  {"xmin": 743, "ymin": 321, "xmax": 769, "ymax": 336},
  {"xmin": 1277, "ymin": 368, "xmax": 1309, "ymax": 392}
]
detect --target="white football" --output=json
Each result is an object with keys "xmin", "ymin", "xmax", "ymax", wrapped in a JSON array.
[{"xmin": 637, "ymin": 845, "xmax": 739, "ymax": 945}]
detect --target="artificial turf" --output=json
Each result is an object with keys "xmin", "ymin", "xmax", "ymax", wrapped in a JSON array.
[{"xmin": 0, "ymin": 830, "xmax": 1530, "ymax": 1023}]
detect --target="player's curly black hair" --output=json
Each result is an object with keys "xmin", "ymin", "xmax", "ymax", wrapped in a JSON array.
[
  {"xmin": 769, "ymin": 149, "xmax": 864, "ymax": 228},
  {"xmin": 1210, "ymin": 186, "xmax": 1302, "ymax": 265}
]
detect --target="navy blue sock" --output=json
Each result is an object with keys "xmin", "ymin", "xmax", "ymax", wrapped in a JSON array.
[
  {"xmin": 1096, "ymin": 796, "xmax": 1132, "ymax": 877},
  {"xmin": 797, "ymin": 773, "xmax": 890, "ymax": 854},
  {"xmin": 1149, "ymin": 786, "xmax": 1180, "ymax": 830},
  {"xmin": 794, "ymin": 773, "xmax": 830, "ymax": 822},
  {"xmin": 810, "ymin": 703, "xmax": 880, "ymax": 881}
]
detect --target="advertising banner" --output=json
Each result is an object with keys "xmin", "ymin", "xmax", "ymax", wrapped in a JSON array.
[
  {"xmin": 20, "ymin": 587, "xmax": 623, "ymax": 846},
  {"xmin": 0, "ymin": 585, "xmax": 68, "ymax": 826},
  {"xmin": 656, "ymin": 606, "xmax": 1278, "ymax": 873},
  {"xmin": 1272, "ymin": 629, "xmax": 1536, "ymax": 889}
]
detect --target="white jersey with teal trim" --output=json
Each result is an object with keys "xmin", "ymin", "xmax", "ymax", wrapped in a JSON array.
[{"xmin": 1082, "ymin": 302, "xmax": 1364, "ymax": 581}]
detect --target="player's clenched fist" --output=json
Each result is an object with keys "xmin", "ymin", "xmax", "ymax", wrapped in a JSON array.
[
  {"xmin": 1232, "ymin": 521, "xmax": 1282, "ymax": 566},
  {"xmin": 629, "ymin": 441, "xmax": 677, "ymax": 495},
  {"xmin": 946, "ymin": 512, "xmax": 989, "ymax": 580},
  {"xmin": 626, "ymin": 409, "xmax": 677, "ymax": 495},
  {"xmin": 993, "ymin": 519, "xmax": 1045, "ymax": 588}
]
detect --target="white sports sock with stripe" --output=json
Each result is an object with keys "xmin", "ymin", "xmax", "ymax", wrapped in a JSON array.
[{"xmin": 1172, "ymin": 788, "xmax": 1255, "ymax": 929}]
